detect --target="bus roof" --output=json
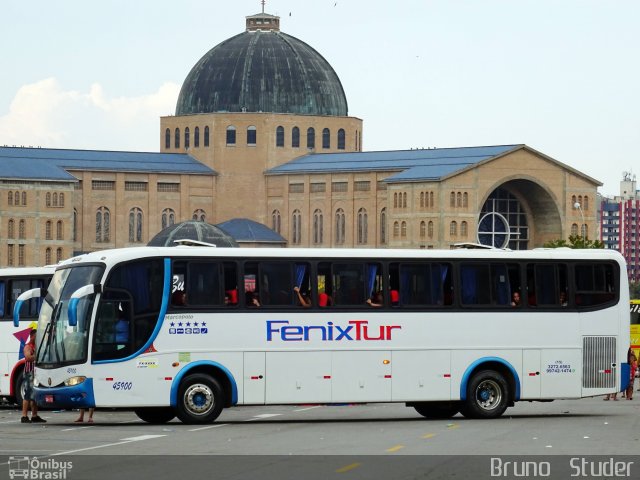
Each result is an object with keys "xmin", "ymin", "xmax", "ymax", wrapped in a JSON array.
[
  {"xmin": 56, "ymin": 246, "xmax": 627, "ymax": 269},
  {"xmin": 0, "ymin": 266, "xmax": 57, "ymax": 277}
]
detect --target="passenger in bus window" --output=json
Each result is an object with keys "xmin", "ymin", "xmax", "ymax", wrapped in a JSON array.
[
  {"xmin": 246, "ymin": 291, "xmax": 260, "ymax": 307},
  {"xmin": 511, "ymin": 291, "xmax": 521, "ymax": 307},
  {"xmin": 318, "ymin": 291, "xmax": 332, "ymax": 307},
  {"xmin": 172, "ymin": 290, "xmax": 186, "ymax": 306},
  {"xmin": 115, "ymin": 309, "xmax": 129, "ymax": 349},
  {"xmin": 367, "ymin": 291, "xmax": 383, "ymax": 308},
  {"xmin": 559, "ymin": 291, "xmax": 568, "ymax": 307},
  {"xmin": 294, "ymin": 286, "xmax": 311, "ymax": 308}
]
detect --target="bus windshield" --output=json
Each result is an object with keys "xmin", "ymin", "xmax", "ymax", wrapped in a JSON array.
[{"xmin": 37, "ymin": 265, "xmax": 104, "ymax": 367}]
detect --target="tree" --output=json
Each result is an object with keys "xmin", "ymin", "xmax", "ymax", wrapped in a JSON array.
[{"xmin": 543, "ymin": 235, "xmax": 604, "ymax": 249}]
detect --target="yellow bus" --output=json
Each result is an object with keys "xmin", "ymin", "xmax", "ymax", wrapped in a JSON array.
[{"xmin": 631, "ymin": 300, "xmax": 640, "ymax": 359}]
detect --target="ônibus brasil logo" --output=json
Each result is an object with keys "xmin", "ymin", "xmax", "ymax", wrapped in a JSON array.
[{"xmin": 267, "ymin": 320, "xmax": 401, "ymax": 342}]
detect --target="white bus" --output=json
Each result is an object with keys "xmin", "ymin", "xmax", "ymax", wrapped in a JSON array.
[
  {"xmin": 0, "ymin": 266, "xmax": 55, "ymax": 404},
  {"xmin": 16, "ymin": 247, "xmax": 629, "ymax": 424}
]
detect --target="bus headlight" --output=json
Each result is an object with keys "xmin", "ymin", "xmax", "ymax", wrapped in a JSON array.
[{"xmin": 64, "ymin": 376, "xmax": 87, "ymax": 387}]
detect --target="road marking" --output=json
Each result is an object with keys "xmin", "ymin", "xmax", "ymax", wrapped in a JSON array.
[
  {"xmin": 189, "ymin": 423, "xmax": 229, "ymax": 432},
  {"xmin": 447, "ymin": 424, "xmax": 459, "ymax": 430},
  {"xmin": 336, "ymin": 463, "xmax": 361, "ymax": 473},
  {"xmin": 51, "ymin": 434, "xmax": 166, "ymax": 455},
  {"xmin": 60, "ymin": 426, "xmax": 93, "ymax": 432},
  {"xmin": 253, "ymin": 413, "xmax": 282, "ymax": 418},
  {"xmin": 386, "ymin": 445, "xmax": 404, "ymax": 453},
  {"xmin": 422, "ymin": 433, "xmax": 436, "ymax": 439},
  {"xmin": 294, "ymin": 406, "xmax": 323, "ymax": 412}
]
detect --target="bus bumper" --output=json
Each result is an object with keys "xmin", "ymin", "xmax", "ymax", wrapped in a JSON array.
[{"xmin": 33, "ymin": 378, "xmax": 95, "ymax": 409}]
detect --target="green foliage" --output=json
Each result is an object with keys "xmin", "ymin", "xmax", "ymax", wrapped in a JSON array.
[
  {"xmin": 542, "ymin": 235, "xmax": 604, "ymax": 249},
  {"xmin": 630, "ymin": 282, "xmax": 640, "ymax": 300}
]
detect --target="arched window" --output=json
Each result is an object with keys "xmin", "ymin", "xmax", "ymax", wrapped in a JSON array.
[
  {"xmin": 57, "ymin": 220, "xmax": 63, "ymax": 240},
  {"xmin": 571, "ymin": 223, "xmax": 578, "ymax": 236},
  {"xmin": 428, "ymin": 221, "xmax": 434, "ymax": 238},
  {"xmin": 313, "ymin": 209, "xmax": 323, "ymax": 244},
  {"xmin": 204, "ymin": 126, "xmax": 210, "ymax": 147},
  {"xmin": 393, "ymin": 193, "xmax": 398, "ymax": 208},
  {"xmin": 46, "ymin": 192, "xmax": 51, "ymax": 207},
  {"xmin": 53, "ymin": 193, "xmax": 58, "ymax": 207},
  {"xmin": 461, "ymin": 221, "xmax": 468, "ymax": 237},
  {"xmin": 357, "ymin": 208, "xmax": 368, "ymax": 244},
  {"xmin": 578, "ymin": 195, "xmax": 583, "ymax": 208},
  {"xmin": 429, "ymin": 192, "xmax": 434, "ymax": 207},
  {"xmin": 45, "ymin": 221, "xmax": 52, "ymax": 240},
  {"xmin": 571, "ymin": 195, "xmax": 577, "ymax": 206},
  {"xmin": 56, "ymin": 248, "xmax": 63, "ymax": 263},
  {"xmin": 581, "ymin": 224, "xmax": 588, "ymax": 238},
  {"xmin": 450, "ymin": 192, "xmax": 456, "ymax": 207},
  {"xmin": 292, "ymin": 127, "xmax": 300, "ymax": 148},
  {"xmin": 165, "ymin": 128, "xmax": 171, "ymax": 149},
  {"xmin": 174, "ymin": 128, "xmax": 180, "ymax": 149},
  {"xmin": 335, "ymin": 209, "xmax": 345, "ymax": 244},
  {"xmin": 194, "ymin": 126, "xmax": 200, "ymax": 147},
  {"xmin": 276, "ymin": 126, "xmax": 285, "ymax": 147},
  {"xmin": 584, "ymin": 196, "xmax": 589, "ymax": 211},
  {"xmin": 403, "ymin": 193, "xmax": 407, "ymax": 208},
  {"xmin": 401, "ymin": 221, "xmax": 407, "ymax": 237},
  {"xmin": 184, "ymin": 127, "xmax": 190, "ymax": 149},
  {"xmin": 8, "ymin": 191, "xmax": 13, "ymax": 206},
  {"xmin": 226, "ymin": 126, "xmax": 236, "ymax": 145},
  {"xmin": 73, "ymin": 209, "xmax": 77, "ymax": 242},
  {"xmin": 14, "ymin": 191, "xmax": 20, "ymax": 206},
  {"xmin": 247, "ymin": 125, "xmax": 257, "ymax": 145},
  {"xmin": 450, "ymin": 221, "xmax": 457, "ymax": 236},
  {"xmin": 292, "ymin": 210, "xmax": 302, "ymax": 245},
  {"xmin": 322, "ymin": 128, "xmax": 330, "ymax": 149},
  {"xmin": 96, "ymin": 206, "xmax": 110, "ymax": 243},
  {"xmin": 337, "ymin": 129, "xmax": 346, "ymax": 150},
  {"xmin": 463, "ymin": 192, "xmax": 468, "ymax": 208},
  {"xmin": 129, "ymin": 207, "xmax": 143, "ymax": 243},
  {"xmin": 380, "ymin": 208, "xmax": 387, "ymax": 244},
  {"xmin": 45, "ymin": 248, "xmax": 52, "ymax": 265},
  {"xmin": 420, "ymin": 221, "xmax": 426, "ymax": 238},
  {"xmin": 457, "ymin": 192, "xmax": 462, "ymax": 207},
  {"xmin": 307, "ymin": 127, "xmax": 315, "ymax": 149},
  {"xmin": 420, "ymin": 192, "xmax": 425, "ymax": 208},
  {"xmin": 60, "ymin": 193, "xmax": 64, "ymax": 207},
  {"xmin": 162, "ymin": 208, "xmax": 176, "ymax": 230},
  {"xmin": 19, "ymin": 220, "xmax": 25, "ymax": 239},
  {"xmin": 21, "ymin": 192, "xmax": 26, "ymax": 206},
  {"xmin": 8, "ymin": 219, "xmax": 14, "ymax": 239},
  {"xmin": 192, "ymin": 209, "xmax": 206, "ymax": 222},
  {"xmin": 272, "ymin": 210, "xmax": 281, "ymax": 234},
  {"xmin": 393, "ymin": 221, "xmax": 400, "ymax": 238}
]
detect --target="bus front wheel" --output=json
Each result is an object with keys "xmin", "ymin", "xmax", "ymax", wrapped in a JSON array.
[
  {"xmin": 176, "ymin": 373, "xmax": 224, "ymax": 424},
  {"xmin": 461, "ymin": 370, "xmax": 509, "ymax": 419},
  {"xmin": 13, "ymin": 369, "xmax": 25, "ymax": 406},
  {"xmin": 134, "ymin": 407, "xmax": 176, "ymax": 424}
]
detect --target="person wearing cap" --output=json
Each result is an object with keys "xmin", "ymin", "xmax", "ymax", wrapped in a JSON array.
[{"xmin": 21, "ymin": 327, "xmax": 46, "ymax": 423}]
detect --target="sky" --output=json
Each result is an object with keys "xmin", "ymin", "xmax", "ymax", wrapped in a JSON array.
[{"xmin": 1, "ymin": 0, "xmax": 638, "ymax": 197}]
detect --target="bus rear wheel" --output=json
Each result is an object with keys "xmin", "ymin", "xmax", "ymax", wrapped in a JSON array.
[
  {"xmin": 461, "ymin": 370, "xmax": 509, "ymax": 419},
  {"xmin": 134, "ymin": 407, "xmax": 176, "ymax": 424},
  {"xmin": 176, "ymin": 373, "xmax": 224, "ymax": 424},
  {"xmin": 413, "ymin": 402, "xmax": 460, "ymax": 419}
]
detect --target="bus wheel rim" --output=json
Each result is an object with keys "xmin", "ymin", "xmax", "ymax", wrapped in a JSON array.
[
  {"xmin": 475, "ymin": 379, "xmax": 501, "ymax": 410},
  {"xmin": 184, "ymin": 384, "xmax": 214, "ymax": 415}
]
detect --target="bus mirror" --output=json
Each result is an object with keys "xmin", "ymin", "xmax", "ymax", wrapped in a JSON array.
[
  {"xmin": 68, "ymin": 284, "xmax": 100, "ymax": 327},
  {"xmin": 13, "ymin": 288, "xmax": 43, "ymax": 327}
]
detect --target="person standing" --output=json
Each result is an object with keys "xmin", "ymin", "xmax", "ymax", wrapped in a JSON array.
[
  {"xmin": 21, "ymin": 328, "xmax": 46, "ymax": 423},
  {"xmin": 75, "ymin": 408, "xmax": 95, "ymax": 423},
  {"xmin": 627, "ymin": 351, "xmax": 637, "ymax": 400}
]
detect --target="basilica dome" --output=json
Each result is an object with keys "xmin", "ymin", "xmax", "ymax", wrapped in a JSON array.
[{"xmin": 175, "ymin": 12, "xmax": 348, "ymax": 117}]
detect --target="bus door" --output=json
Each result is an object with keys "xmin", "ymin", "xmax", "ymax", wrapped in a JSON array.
[
  {"xmin": 521, "ymin": 349, "xmax": 541, "ymax": 399},
  {"xmin": 243, "ymin": 352, "xmax": 265, "ymax": 404}
]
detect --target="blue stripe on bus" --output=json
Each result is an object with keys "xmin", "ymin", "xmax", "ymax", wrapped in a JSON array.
[
  {"xmin": 170, "ymin": 360, "xmax": 238, "ymax": 407},
  {"xmin": 460, "ymin": 357, "xmax": 521, "ymax": 401},
  {"xmin": 93, "ymin": 257, "xmax": 172, "ymax": 365},
  {"xmin": 34, "ymin": 378, "xmax": 95, "ymax": 409}
]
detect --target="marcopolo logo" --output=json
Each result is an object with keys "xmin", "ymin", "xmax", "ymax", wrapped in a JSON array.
[
  {"xmin": 266, "ymin": 320, "xmax": 401, "ymax": 342},
  {"xmin": 8, "ymin": 456, "xmax": 72, "ymax": 479}
]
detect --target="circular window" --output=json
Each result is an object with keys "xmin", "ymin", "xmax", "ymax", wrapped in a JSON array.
[{"xmin": 477, "ymin": 212, "xmax": 510, "ymax": 248}]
